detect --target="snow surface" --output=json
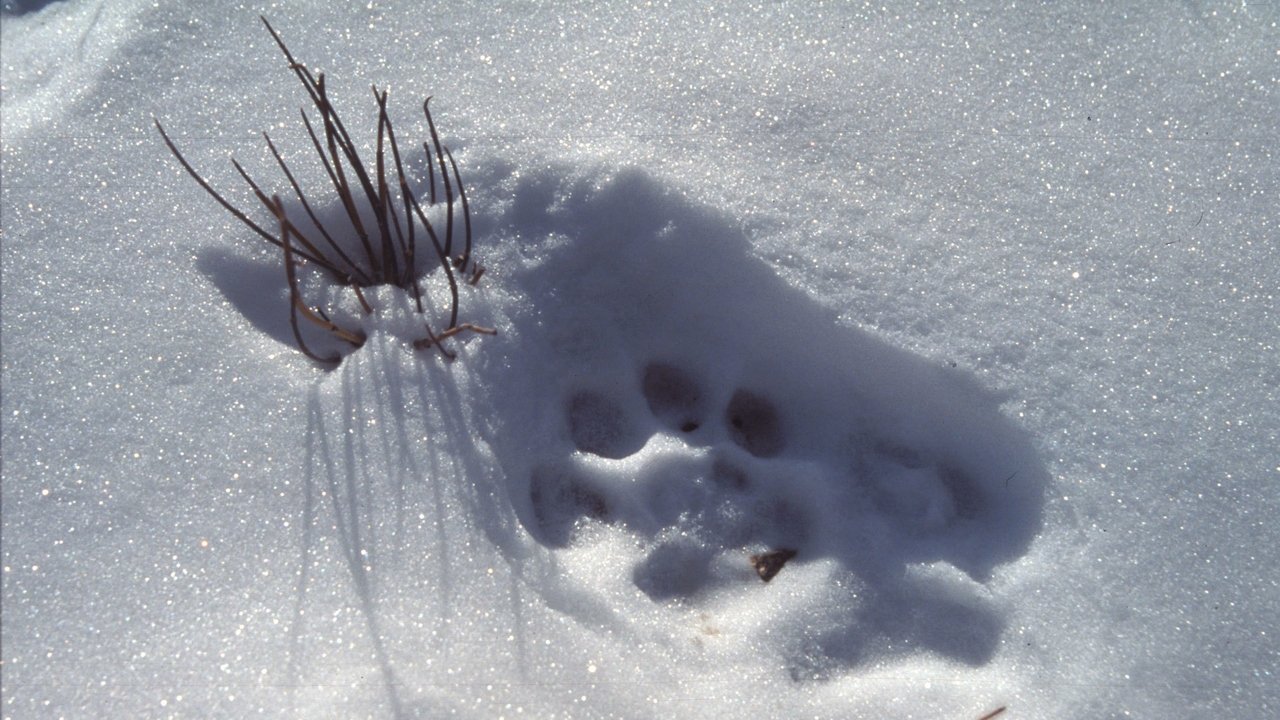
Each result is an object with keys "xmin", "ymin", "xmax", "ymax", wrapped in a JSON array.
[{"xmin": 2, "ymin": 1, "xmax": 1277, "ymax": 718}]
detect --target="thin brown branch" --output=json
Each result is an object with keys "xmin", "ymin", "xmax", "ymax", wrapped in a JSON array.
[
  {"xmin": 379, "ymin": 88, "xmax": 419, "ymax": 289},
  {"xmin": 262, "ymin": 130, "xmax": 371, "ymax": 285},
  {"xmin": 423, "ymin": 98, "xmax": 456, "ymax": 258},
  {"xmin": 373, "ymin": 88, "xmax": 394, "ymax": 279},
  {"xmin": 372, "ymin": 86, "xmax": 409, "ymax": 282},
  {"xmin": 272, "ymin": 196, "xmax": 365, "ymax": 347},
  {"xmin": 383, "ymin": 114, "xmax": 427, "ymax": 314},
  {"xmin": 303, "ymin": 77, "xmax": 390, "ymax": 272},
  {"xmin": 406, "ymin": 185, "xmax": 460, "ymax": 328},
  {"xmin": 414, "ymin": 323, "xmax": 456, "ymax": 361},
  {"xmin": 313, "ymin": 76, "xmax": 377, "ymax": 273},
  {"xmin": 352, "ymin": 285, "xmax": 373, "ymax": 315},
  {"xmin": 271, "ymin": 195, "xmax": 343, "ymax": 364},
  {"xmin": 230, "ymin": 158, "xmax": 337, "ymax": 275},
  {"xmin": 260, "ymin": 17, "xmax": 324, "ymax": 107},
  {"xmin": 413, "ymin": 322, "xmax": 497, "ymax": 351},
  {"xmin": 155, "ymin": 119, "xmax": 327, "ymax": 267},
  {"xmin": 445, "ymin": 147, "xmax": 473, "ymax": 273}
]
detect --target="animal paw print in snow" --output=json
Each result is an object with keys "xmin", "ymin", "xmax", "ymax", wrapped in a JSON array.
[{"xmin": 529, "ymin": 361, "xmax": 805, "ymax": 580}]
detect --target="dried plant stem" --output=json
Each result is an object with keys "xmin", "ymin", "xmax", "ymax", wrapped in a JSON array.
[
  {"xmin": 413, "ymin": 323, "xmax": 497, "ymax": 354},
  {"xmin": 155, "ymin": 16, "xmax": 492, "ymax": 364},
  {"xmin": 154, "ymin": 119, "xmax": 334, "ymax": 275},
  {"xmin": 273, "ymin": 196, "xmax": 342, "ymax": 364},
  {"xmin": 262, "ymin": 130, "xmax": 371, "ymax": 286}
]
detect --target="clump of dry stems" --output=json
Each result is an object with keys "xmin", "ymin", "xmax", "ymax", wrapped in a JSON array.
[{"xmin": 155, "ymin": 16, "xmax": 493, "ymax": 364}]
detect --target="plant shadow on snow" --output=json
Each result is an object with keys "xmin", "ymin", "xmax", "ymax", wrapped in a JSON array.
[
  {"xmin": 473, "ymin": 161, "xmax": 1050, "ymax": 681},
  {"xmin": 197, "ymin": 250, "xmax": 295, "ymax": 347},
  {"xmin": 284, "ymin": 325, "xmax": 520, "ymax": 718}
]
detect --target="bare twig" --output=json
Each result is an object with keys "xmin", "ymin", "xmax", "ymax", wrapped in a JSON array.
[
  {"xmin": 154, "ymin": 119, "xmax": 330, "ymax": 272},
  {"xmin": 412, "ymin": 323, "xmax": 497, "ymax": 354},
  {"xmin": 424, "ymin": 99, "xmax": 456, "ymax": 259},
  {"xmin": 156, "ymin": 18, "xmax": 489, "ymax": 364},
  {"xmin": 272, "ymin": 196, "xmax": 342, "ymax": 364},
  {"xmin": 445, "ymin": 147, "xmax": 474, "ymax": 273},
  {"xmin": 262, "ymin": 130, "xmax": 370, "ymax": 285}
]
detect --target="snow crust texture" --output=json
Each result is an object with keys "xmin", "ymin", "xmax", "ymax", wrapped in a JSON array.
[{"xmin": 2, "ymin": 1, "xmax": 1277, "ymax": 718}]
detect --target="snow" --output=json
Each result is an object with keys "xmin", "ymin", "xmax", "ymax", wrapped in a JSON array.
[{"xmin": 2, "ymin": 1, "xmax": 1277, "ymax": 718}]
